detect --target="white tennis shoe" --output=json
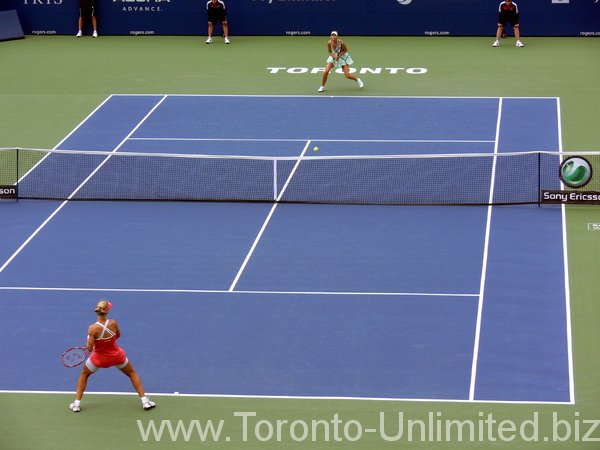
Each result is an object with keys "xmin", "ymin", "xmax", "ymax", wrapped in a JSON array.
[
  {"xmin": 93, "ymin": 31, "xmax": 98, "ymax": 38},
  {"xmin": 516, "ymin": 40, "xmax": 524, "ymax": 47},
  {"xmin": 69, "ymin": 401, "xmax": 81, "ymax": 412},
  {"xmin": 317, "ymin": 86, "xmax": 325, "ymax": 92},
  {"xmin": 492, "ymin": 40, "xmax": 500, "ymax": 47},
  {"xmin": 224, "ymin": 37, "xmax": 230, "ymax": 44},
  {"xmin": 357, "ymin": 78, "xmax": 364, "ymax": 89},
  {"xmin": 205, "ymin": 37, "xmax": 212, "ymax": 44},
  {"xmin": 142, "ymin": 397, "xmax": 156, "ymax": 410},
  {"xmin": 76, "ymin": 31, "xmax": 82, "ymax": 38}
]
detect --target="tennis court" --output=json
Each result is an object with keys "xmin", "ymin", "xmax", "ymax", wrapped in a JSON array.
[
  {"xmin": 0, "ymin": 94, "xmax": 571, "ymax": 405},
  {"xmin": 1, "ymin": 32, "xmax": 600, "ymax": 450}
]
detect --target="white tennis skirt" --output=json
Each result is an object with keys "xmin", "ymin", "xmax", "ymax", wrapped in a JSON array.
[{"xmin": 327, "ymin": 53, "xmax": 354, "ymax": 69}]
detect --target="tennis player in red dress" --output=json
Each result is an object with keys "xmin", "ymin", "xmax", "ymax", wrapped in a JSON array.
[{"xmin": 69, "ymin": 300, "xmax": 156, "ymax": 412}]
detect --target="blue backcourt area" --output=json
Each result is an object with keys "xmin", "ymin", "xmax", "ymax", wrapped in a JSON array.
[{"xmin": 0, "ymin": 95, "xmax": 572, "ymax": 404}]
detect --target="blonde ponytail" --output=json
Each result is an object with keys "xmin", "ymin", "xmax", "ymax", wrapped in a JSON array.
[{"xmin": 94, "ymin": 299, "xmax": 112, "ymax": 315}]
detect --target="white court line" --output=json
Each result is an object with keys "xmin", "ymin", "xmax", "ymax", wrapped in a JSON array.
[
  {"xmin": 0, "ymin": 389, "xmax": 573, "ymax": 405},
  {"xmin": 0, "ymin": 95, "xmax": 168, "ymax": 274},
  {"xmin": 557, "ymin": 97, "xmax": 575, "ymax": 404},
  {"xmin": 0, "ymin": 286, "xmax": 479, "ymax": 297},
  {"xmin": 16, "ymin": 95, "xmax": 116, "ymax": 183},
  {"xmin": 468, "ymin": 97, "xmax": 503, "ymax": 401},
  {"xmin": 112, "ymin": 93, "xmax": 561, "ymax": 100},
  {"xmin": 228, "ymin": 140, "xmax": 311, "ymax": 292},
  {"xmin": 128, "ymin": 137, "xmax": 495, "ymax": 143}
]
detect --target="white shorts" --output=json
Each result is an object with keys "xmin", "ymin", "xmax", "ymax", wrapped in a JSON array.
[{"xmin": 85, "ymin": 357, "xmax": 129, "ymax": 373}]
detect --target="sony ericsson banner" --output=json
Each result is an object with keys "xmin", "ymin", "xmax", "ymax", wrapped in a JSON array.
[
  {"xmin": 542, "ymin": 190, "xmax": 600, "ymax": 204},
  {"xmin": 0, "ymin": 185, "xmax": 18, "ymax": 200},
  {"xmin": 541, "ymin": 156, "xmax": 600, "ymax": 205},
  {"xmin": 6, "ymin": 0, "xmax": 600, "ymax": 37}
]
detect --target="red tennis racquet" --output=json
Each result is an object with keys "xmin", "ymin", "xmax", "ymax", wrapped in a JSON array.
[{"xmin": 61, "ymin": 347, "xmax": 89, "ymax": 368}]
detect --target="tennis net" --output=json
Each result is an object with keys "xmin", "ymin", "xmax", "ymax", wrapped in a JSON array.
[{"xmin": 1, "ymin": 147, "xmax": 598, "ymax": 205}]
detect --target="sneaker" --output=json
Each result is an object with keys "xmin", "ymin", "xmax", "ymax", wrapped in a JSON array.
[
  {"xmin": 69, "ymin": 402, "xmax": 81, "ymax": 412},
  {"xmin": 92, "ymin": 31, "xmax": 98, "ymax": 38},
  {"xmin": 76, "ymin": 31, "xmax": 82, "ymax": 38},
  {"xmin": 357, "ymin": 78, "xmax": 364, "ymax": 89},
  {"xmin": 492, "ymin": 40, "xmax": 500, "ymax": 47},
  {"xmin": 142, "ymin": 396, "xmax": 156, "ymax": 410},
  {"xmin": 516, "ymin": 40, "xmax": 524, "ymax": 47},
  {"xmin": 205, "ymin": 37, "xmax": 212, "ymax": 44},
  {"xmin": 317, "ymin": 86, "xmax": 325, "ymax": 93},
  {"xmin": 224, "ymin": 37, "xmax": 230, "ymax": 44}
]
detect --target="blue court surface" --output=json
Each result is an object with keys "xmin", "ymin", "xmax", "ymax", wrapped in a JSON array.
[{"xmin": 0, "ymin": 95, "xmax": 572, "ymax": 404}]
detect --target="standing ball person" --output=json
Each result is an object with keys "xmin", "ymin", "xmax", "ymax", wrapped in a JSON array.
[
  {"xmin": 69, "ymin": 300, "xmax": 156, "ymax": 412},
  {"xmin": 206, "ymin": 0, "xmax": 230, "ymax": 44},
  {"xmin": 76, "ymin": 0, "xmax": 98, "ymax": 38},
  {"xmin": 318, "ymin": 31, "xmax": 363, "ymax": 93},
  {"xmin": 493, "ymin": 0, "xmax": 524, "ymax": 47}
]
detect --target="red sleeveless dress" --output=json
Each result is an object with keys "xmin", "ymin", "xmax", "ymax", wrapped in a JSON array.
[{"xmin": 89, "ymin": 320, "xmax": 127, "ymax": 368}]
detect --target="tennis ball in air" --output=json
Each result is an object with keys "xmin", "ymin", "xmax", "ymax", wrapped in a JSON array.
[{"xmin": 313, "ymin": 146, "xmax": 319, "ymax": 151}]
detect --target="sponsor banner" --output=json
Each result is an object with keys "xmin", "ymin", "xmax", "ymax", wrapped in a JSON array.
[
  {"xmin": 0, "ymin": 185, "xmax": 18, "ymax": 200},
  {"xmin": 541, "ymin": 190, "xmax": 600, "ymax": 205},
  {"xmin": 7, "ymin": 0, "xmax": 600, "ymax": 36},
  {"xmin": 559, "ymin": 156, "xmax": 593, "ymax": 189}
]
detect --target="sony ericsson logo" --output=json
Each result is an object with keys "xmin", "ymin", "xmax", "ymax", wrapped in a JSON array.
[
  {"xmin": 397, "ymin": 0, "xmax": 413, "ymax": 4},
  {"xmin": 559, "ymin": 156, "xmax": 593, "ymax": 188},
  {"xmin": 0, "ymin": 186, "xmax": 17, "ymax": 199}
]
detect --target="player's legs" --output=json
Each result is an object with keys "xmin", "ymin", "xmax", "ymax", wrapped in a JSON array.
[
  {"xmin": 321, "ymin": 62, "xmax": 334, "ymax": 87},
  {"xmin": 207, "ymin": 21, "xmax": 214, "ymax": 38},
  {"xmin": 92, "ymin": 16, "xmax": 97, "ymax": 33},
  {"xmin": 75, "ymin": 365, "xmax": 94, "ymax": 400},
  {"xmin": 513, "ymin": 23, "xmax": 521, "ymax": 40},
  {"xmin": 120, "ymin": 361, "xmax": 156, "ymax": 409},
  {"xmin": 222, "ymin": 19, "xmax": 229, "ymax": 38},
  {"xmin": 341, "ymin": 65, "xmax": 358, "ymax": 81},
  {"xmin": 342, "ymin": 65, "xmax": 364, "ymax": 88},
  {"xmin": 119, "ymin": 360, "xmax": 146, "ymax": 397},
  {"xmin": 496, "ymin": 24, "xmax": 504, "ymax": 40},
  {"xmin": 69, "ymin": 364, "xmax": 94, "ymax": 410}
]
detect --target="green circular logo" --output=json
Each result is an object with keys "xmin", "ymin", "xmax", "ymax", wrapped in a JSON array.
[{"xmin": 559, "ymin": 156, "xmax": 592, "ymax": 188}]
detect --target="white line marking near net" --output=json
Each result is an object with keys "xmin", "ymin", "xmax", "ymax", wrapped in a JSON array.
[
  {"xmin": 0, "ymin": 96, "xmax": 168, "ymax": 274},
  {"xmin": 228, "ymin": 140, "xmax": 311, "ymax": 292},
  {"xmin": 17, "ymin": 95, "xmax": 116, "ymax": 184},
  {"xmin": 468, "ymin": 97, "xmax": 503, "ymax": 401},
  {"xmin": 557, "ymin": 97, "xmax": 575, "ymax": 404},
  {"xmin": 128, "ymin": 137, "xmax": 496, "ymax": 143},
  {"xmin": 0, "ymin": 286, "xmax": 479, "ymax": 297}
]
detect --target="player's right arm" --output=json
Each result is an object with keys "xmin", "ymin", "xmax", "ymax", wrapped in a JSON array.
[
  {"xmin": 86, "ymin": 324, "xmax": 99, "ymax": 352},
  {"xmin": 327, "ymin": 41, "xmax": 336, "ymax": 60},
  {"xmin": 113, "ymin": 320, "xmax": 121, "ymax": 339}
]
